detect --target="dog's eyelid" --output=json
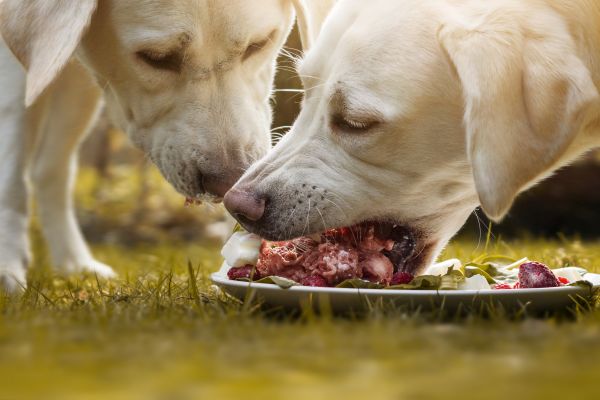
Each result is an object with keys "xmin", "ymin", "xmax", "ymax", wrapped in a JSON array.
[
  {"xmin": 242, "ymin": 29, "xmax": 278, "ymax": 61},
  {"xmin": 330, "ymin": 113, "xmax": 382, "ymax": 134},
  {"xmin": 136, "ymin": 49, "xmax": 183, "ymax": 73}
]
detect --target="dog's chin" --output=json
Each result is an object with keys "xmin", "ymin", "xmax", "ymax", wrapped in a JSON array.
[{"xmin": 150, "ymin": 164, "xmax": 210, "ymax": 204}]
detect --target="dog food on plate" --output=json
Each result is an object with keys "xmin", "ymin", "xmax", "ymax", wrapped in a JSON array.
[{"xmin": 221, "ymin": 228, "xmax": 600, "ymax": 290}]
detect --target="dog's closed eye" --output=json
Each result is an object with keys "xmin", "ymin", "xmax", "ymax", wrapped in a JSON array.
[
  {"xmin": 242, "ymin": 30, "xmax": 277, "ymax": 61},
  {"xmin": 330, "ymin": 114, "xmax": 380, "ymax": 134},
  {"xmin": 136, "ymin": 50, "xmax": 183, "ymax": 73},
  {"xmin": 242, "ymin": 39, "xmax": 269, "ymax": 61}
]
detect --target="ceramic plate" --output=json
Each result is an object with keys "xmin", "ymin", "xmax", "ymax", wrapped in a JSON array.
[{"xmin": 211, "ymin": 271, "xmax": 596, "ymax": 313}]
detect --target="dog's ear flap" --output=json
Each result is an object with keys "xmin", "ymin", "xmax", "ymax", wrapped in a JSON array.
[
  {"xmin": 439, "ymin": 21, "xmax": 598, "ymax": 220},
  {"xmin": 292, "ymin": 0, "xmax": 337, "ymax": 50},
  {"xmin": 0, "ymin": 0, "xmax": 97, "ymax": 106}
]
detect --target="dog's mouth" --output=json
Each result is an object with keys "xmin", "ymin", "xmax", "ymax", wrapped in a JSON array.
[
  {"xmin": 317, "ymin": 221, "xmax": 430, "ymax": 275},
  {"xmin": 227, "ymin": 220, "xmax": 436, "ymax": 286}
]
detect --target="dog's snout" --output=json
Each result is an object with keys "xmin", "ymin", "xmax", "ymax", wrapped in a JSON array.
[{"xmin": 224, "ymin": 188, "xmax": 266, "ymax": 222}]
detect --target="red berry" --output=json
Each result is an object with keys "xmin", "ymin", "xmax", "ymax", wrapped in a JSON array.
[
  {"xmin": 513, "ymin": 282, "xmax": 521, "ymax": 289},
  {"xmin": 301, "ymin": 275, "xmax": 329, "ymax": 287},
  {"xmin": 493, "ymin": 283, "xmax": 513, "ymax": 290},
  {"xmin": 518, "ymin": 262, "xmax": 560, "ymax": 288},
  {"xmin": 558, "ymin": 276, "xmax": 570, "ymax": 285},
  {"xmin": 227, "ymin": 265, "xmax": 258, "ymax": 281},
  {"xmin": 390, "ymin": 271, "xmax": 414, "ymax": 285}
]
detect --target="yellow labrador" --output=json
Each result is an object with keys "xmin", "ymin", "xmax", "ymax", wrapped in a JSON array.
[
  {"xmin": 0, "ymin": 0, "xmax": 333, "ymax": 291},
  {"xmin": 225, "ymin": 0, "xmax": 600, "ymax": 275}
]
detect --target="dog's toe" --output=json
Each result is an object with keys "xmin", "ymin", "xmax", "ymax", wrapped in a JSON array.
[
  {"xmin": 58, "ymin": 258, "xmax": 118, "ymax": 279},
  {"xmin": 83, "ymin": 260, "xmax": 118, "ymax": 279}
]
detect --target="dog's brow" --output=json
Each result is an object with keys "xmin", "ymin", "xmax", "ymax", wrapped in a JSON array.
[
  {"xmin": 128, "ymin": 31, "xmax": 192, "ymax": 53},
  {"xmin": 329, "ymin": 88, "xmax": 385, "ymax": 121},
  {"xmin": 329, "ymin": 89, "xmax": 345, "ymax": 110}
]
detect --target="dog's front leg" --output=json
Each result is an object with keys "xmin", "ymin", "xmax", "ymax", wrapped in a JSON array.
[
  {"xmin": 0, "ymin": 43, "xmax": 30, "ymax": 292},
  {"xmin": 30, "ymin": 62, "xmax": 116, "ymax": 279}
]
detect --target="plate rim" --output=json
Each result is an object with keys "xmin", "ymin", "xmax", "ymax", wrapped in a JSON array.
[{"xmin": 210, "ymin": 273, "xmax": 593, "ymax": 297}]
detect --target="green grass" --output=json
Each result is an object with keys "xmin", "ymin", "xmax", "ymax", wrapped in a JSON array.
[{"xmin": 1, "ymin": 236, "xmax": 600, "ymax": 400}]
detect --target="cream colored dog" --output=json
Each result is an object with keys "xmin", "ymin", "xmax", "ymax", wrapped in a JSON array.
[
  {"xmin": 225, "ymin": 0, "xmax": 600, "ymax": 275},
  {"xmin": 0, "ymin": 0, "xmax": 332, "ymax": 291}
]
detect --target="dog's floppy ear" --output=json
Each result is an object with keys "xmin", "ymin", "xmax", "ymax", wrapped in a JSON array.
[
  {"xmin": 0, "ymin": 0, "xmax": 97, "ymax": 106},
  {"xmin": 439, "ymin": 19, "xmax": 599, "ymax": 220},
  {"xmin": 292, "ymin": 0, "xmax": 337, "ymax": 50}
]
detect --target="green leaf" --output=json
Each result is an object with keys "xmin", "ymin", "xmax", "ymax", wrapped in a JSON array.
[
  {"xmin": 336, "ymin": 279, "xmax": 385, "ymax": 289},
  {"xmin": 439, "ymin": 270, "xmax": 465, "ymax": 290},
  {"xmin": 387, "ymin": 275, "xmax": 442, "ymax": 290},
  {"xmin": 463, "ymin": 265, "xmax": 497, "ymax": 284},
  {"xmin": 253, "ymin": 276, "xmax": 299, "ymax": 289},
  {"xmin": 568, "ymin": 280, "xmax": 594, "ymax": 290},
  {"xmin": 232, "ymin": 223, "xmax": 246, "ymax": 234}
]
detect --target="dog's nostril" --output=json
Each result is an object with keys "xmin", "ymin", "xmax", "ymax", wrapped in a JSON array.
[{"xmin": 224, "ymin": 188, "xmax": 266, "ymax": 222}]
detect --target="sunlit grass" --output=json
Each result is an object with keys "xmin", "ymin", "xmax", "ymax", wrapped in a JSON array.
[{"xmin": 1, "ymin": 235, "xmax": 599, "ymax": 399}]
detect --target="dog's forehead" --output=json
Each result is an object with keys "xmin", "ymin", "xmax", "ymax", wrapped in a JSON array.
[
  {"xmin": 302, "ymin": 0, "xmax": 444, "ymax": 105},
  {"xmin": 112, "ymin": 0, "xmax": 287, "ymax": 47}
]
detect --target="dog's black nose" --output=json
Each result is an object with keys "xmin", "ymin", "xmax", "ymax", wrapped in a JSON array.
[{"xmin": 224, "ymin": 187, "xmax": 266, "ymax": 222}]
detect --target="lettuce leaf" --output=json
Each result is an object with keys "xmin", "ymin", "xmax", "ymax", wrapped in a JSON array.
[
  {"xmin": 253, "ymin": 276, "xmax": 299, "ymax": 289},
  {"xmin": 463, "ymin": 265, "xmax": 497, "ymax": 283},
  {"xmin": 439, "ymin": 269, "xmax": 466, "ymax": 290},
  {"xmin": 336, "ymin": 279, "xmax": 385, "ymax": 289},
  {"xmin": 387, "ymin": 275, "xmax": 442, "ymax": 290}
]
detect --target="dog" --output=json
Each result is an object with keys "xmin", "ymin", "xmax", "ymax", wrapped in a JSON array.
[
  {"xmin": 224, "ymin": 0, "xmax": 600, "ymax": 276},
  {"xmin": 0, "ymin": 0, "xmax": 333, "ymax": 291}
]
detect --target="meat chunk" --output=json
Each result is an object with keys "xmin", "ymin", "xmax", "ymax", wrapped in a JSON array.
[
  {"xmin": 301, "ymin": 275, "xmax": 328, "ymax": 287},
  {"xmin": 230, "ymin": 222, "xmax": 416, "ymax": 287},
  {"xmin": 255, "ymin": 238, "xmax": 318, "ymax": 283},
  {"xmin": 227, "ymin": 265, "xmax": 258, "ymax": 280},
  {"xmin": 304, "ymin": 243, "xmax": 361, "ymax": 285},
  {"xmin": 362, "ymin": 252, "xmax": 394, "ymax": 284}
]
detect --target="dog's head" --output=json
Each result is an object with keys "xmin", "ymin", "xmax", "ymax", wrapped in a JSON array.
[
  {"xmin": 225, "ymin": 0, "xmax": 598, "ymax": 273},
  {"xmin": 0, "ymin": 0, "xmax": 331, "ymax": 200}
]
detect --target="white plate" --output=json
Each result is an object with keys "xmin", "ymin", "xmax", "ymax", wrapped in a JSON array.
[{"xmin": 211, "ymin": 272, "xmax": 596, "ymax": 313}]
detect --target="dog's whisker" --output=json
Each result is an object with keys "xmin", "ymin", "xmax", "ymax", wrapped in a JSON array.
[
  {"xmin": 271, "ymin": 89, "xmax": 305, "ymax": 94},
  {"xmin": 271, "ymin": 125, "xmax": 293, "ymax": 132},
  {"xmin": 301, "ymin": 198, "xmax": 312, "ymax": 237},
  {"xmin": 315, "ymin": 206, "xmax": 328, "ymax": 232},
  {"xmin": 472, "ymin": 209, "xmax": 485, "ymax": 252},
  {"xmin": 285, "ymin": 208, "xmax": 298, "ymax": 239}
]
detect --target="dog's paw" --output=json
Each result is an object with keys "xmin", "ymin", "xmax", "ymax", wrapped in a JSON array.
[
  {"xmin": 83, "ymin": 259, "xmax": 118, "ymax": 279},
  {"xmin": 60, "ymin": 258, "xmax": 118, "ymax": 279},
  {"xmin": 0, "ymin": 261, "xmax": 27, "ymax": 293},
  {"xmin": 0, "ymin": 210, "xmax": 30, "ymax": 293}
]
